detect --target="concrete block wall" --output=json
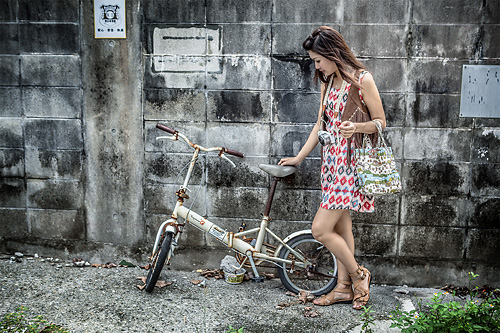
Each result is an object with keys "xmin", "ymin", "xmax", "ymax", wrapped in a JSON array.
[{"xmin": 1, "ymin": 0, "xmax": 499, "ymax": 287}]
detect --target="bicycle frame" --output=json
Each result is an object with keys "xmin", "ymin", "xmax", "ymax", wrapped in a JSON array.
[{"xmin": 151, "ymin": 133, "xmax": 312, "ymax": 279}]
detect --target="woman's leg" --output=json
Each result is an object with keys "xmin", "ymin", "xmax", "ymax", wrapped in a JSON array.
[
  {"xmin": 311, "ymin": 208, "xmax": 370, "ymax": 309},
  {"xmin": 313, "ymin": 210, "xmax": 354, "ymax": 304}
]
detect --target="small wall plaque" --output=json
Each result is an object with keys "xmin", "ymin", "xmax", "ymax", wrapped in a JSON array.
[
  {"xmin": 460, "ymin": 65, "xmax": 500, "ymax": 118},
  {"xmin": 94, "ymin": 0, "xmax": 126, "ymax": 39}
]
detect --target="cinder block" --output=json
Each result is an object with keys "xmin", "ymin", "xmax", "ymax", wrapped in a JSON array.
[
  {"xmin": 469, "ymin": 198, "xmax": 500, "ymax": 229},
  {"xmin": 144, "ymin": 183, "xmax": 206, "ymax": 215},
  {"xmin": 25, "ymin": 148, "xmax": 82, "ymax": 179},
  {"xmin": 362, "ymin": 59, "xmax": 406, "ymax": 93},
  {"xmin": 406, "ymin": 93, "xmax": 472, "ymax": 128},
  {"xmin": 399, "ymin": 226, "xmax": 465, "ymax": 259},
  {"xmin": 0, "ymin": 88, "xmax": 22, "ymax": 116},
  {"xmin": 471, "ymin": 163, "xmax": 500, "ymax": 197},
  {"xmin": 0, "ymin": 208, "xmax": 28, "ymax": 239},
  {"xmin": 144, "ymin": 89, "xmax": 205, "ymax": 121},
  {"xmin": 380, "ymin": 93, "xmax": 405, "ymax": 127},
  {"xmin": 341, "ymin": 25, "xmax": 407, "ymax": 58},
  {"xmin": 20, "ymin": 24, "xmax": 79, "ymax": 54},
  {"xmin": 272, "ymin": 24, "xmax": 324, "ymax": 56},
  {"xmin": 206, "ymin": 186, "xmax": 268, "ymax": 219},
  {"xmin": 24, "ymin": 119, "xmax": 82, "ymax": 149},
  {"xmin": 401, "ymin": 195, "xmax": 470, "ymax": 227},
  {"xmin": 408, "ymin": 59, "xmax": 463, "ymax": 94},
  {"xmin": 145, "ymin": 121, "xmax": 206, "ymax": 153},
  {"xmin": 402, "ymin": 161, "xmax": 469, "ymax": 195},
  {"xmin": 206, "ymin": 155, "xmax": 270, "ymax": 188},
  {"xmin": 18, "ymin": 0, "xmax": 79, "ymax": 22},
  {"xmin": 27, "ymin": 179, "xmax": 82, "ymax": 210},
  {"xmin": 272, "ymin": 189, "xmax": 321, "ymax": 221},
  {"xmin": 272, "ymin": 91, "xmax": 318, "ymax": 123},
  {"xmin": 29, "ymin": 209, "xmax": 84, "ymax": 240},
  {"xmin": 483, "ymin": 25, "xmax": 500, "ymax": 59},
  {"xmin": 0, "ymin": 149, "xmax": 24, "ymax": 177},
  {"xmin": 344, "ymin": 0, "xmax": 409, "ymax": 23},
  {"xmin": 0, "ymin": 56, "xmax": 20, "ymax": 85},
  {"xmin": 351, "ymin": 195, "xmax": 400, "ymax": 225},
  {"xmin": 143, "ymin": 0, "xmax": 205, "ymax": 23},
  {"xmin": 207, "ymin": 0, "xmax": 272, "ymax": 23},
  {"xmin": 404, "ymin": 128, "xmax": 471, "ymax": 161},
  {"xmin": 270, "ymin": 124, "xmax": 320, "ymax": 158},
  {"xmin": 206, "ymin": 122, "xmax": 270, "ymax": 157},
  {"xmin": 0, "ymin": 1, "xmax": 17, "ymax": 21},
  {"xmin": 0, "ymin": 178, "xmax": 25, "ymax": 208},
  {"xmin": 353, "ymin": 223, "xmax": 398, "ymax": 256},
  {"xmin": 0, "ymin": 24, "xmax": 19, "ymax": 54},
  {"xmin": 467, "ymin": 228, "xmax": 500, "ymax": 264},
  {"xmin": 21, "ymin": 55, "xmax": 80, "ymax": 87},
  {"xmin": 206, "ymin": 56, "xmax": 271, "ymax": 90},
  {"xmin": 144, "ymin": 152, "xmax": 205, "ymax": 184},
  {"xmin": 207, "ymin": 90, "xmax": 271, "ymax": 123},
  {"xmin": 412, "ymin": 0, "xmax": 482, "ymax": 24},
  {"xmin": 273, "ymin": 0, "xmax": 340, "ymax": 23},
  {"xmin": 383, "ymin": 127, "xmax": 403, "ymax": 160},
  {"xmin": 272, "ymin": 56, "xmax": 315, "ymax": 91},
  {"xmin": 0, "ymin": 118, "xmax": 23, "ymax": 148},
  {"xmin": 410, "ymin": 25, "xmax": 479, "ymax": 59},
  {"xmin": 220, "ymin": 24, "xmax": 271, "ymax": 55},
  {"xmin": 472, "ymin": 128, "xmax": 500, "ymax": 163},
  {"xmin": 23, "ymin": 87, "xmax": 81, "ymax": 118},
  {"xmin": 144, "ymin": 56, "xmax": 206, "ymax": 89},
  {"xmin": 485, "ymin": 1, "xmax": 500, "ymax": 24}
]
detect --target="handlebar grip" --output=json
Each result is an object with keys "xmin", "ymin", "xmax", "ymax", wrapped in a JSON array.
[
  {"xmin": 156, "ymin": 123, "xmax": 177, "ymax": 134},
  {"xmin": 225, "ymin": 148, "xmax": 244, "ymax": 158}
]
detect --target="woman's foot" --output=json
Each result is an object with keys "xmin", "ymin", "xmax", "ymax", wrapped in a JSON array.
[
  {"xmin": 312, "ymin": 280, "xmax": 353, "ymax": 306},
  {"xmin": 349, "ymin": 265, "xmax": 371, "ymax": 310}
]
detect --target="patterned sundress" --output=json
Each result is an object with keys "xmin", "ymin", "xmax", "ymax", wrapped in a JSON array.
[{"xmin": 320, "ymin": 72, "xmax": 375, "ymax": 212}]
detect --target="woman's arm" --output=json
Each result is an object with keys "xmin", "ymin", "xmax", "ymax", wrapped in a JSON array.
[
  {"xmin": 278, "ymin": 84, "xmax": 325, "ymax": 166},
  {"xmin": 339, "ymin": 72, "xmax": 386, "ymax": 138}
]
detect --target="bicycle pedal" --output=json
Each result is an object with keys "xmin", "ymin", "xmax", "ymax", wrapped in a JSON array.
[
  {"xmin": 172, "ymin": 240, "xmax": 178, "ymax": 246},
  {"xmin": 250, "ymin": 276, "xmax": 265, "ymax": 283}
]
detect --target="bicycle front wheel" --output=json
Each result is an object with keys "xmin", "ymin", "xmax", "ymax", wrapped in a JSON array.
[
  {"xmin": 145, "ymin": 231, "xmax": 173, "ymax": 293},
  {"xmin": 277, "ymin": 233, "xmax": 337, "ymax": 296}
]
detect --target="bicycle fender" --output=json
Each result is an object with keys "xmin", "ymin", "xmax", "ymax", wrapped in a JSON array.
[{"xmin": 274, "ymin": 229, "xmax": 313, "ymax": 258}]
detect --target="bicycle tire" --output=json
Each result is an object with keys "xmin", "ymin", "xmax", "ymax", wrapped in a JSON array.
[
  {"xmin": 145, "ymin": 231, "xmax": 173, "ymax": 293},
  {"xmin": 277, "ymin": 233, "xmax": 337, "ymax": 296}
]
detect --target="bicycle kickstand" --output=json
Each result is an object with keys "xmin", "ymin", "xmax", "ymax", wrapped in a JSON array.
[{"xmin": 246, "ymin": 252, "xmax": 264, "ymax": 283}]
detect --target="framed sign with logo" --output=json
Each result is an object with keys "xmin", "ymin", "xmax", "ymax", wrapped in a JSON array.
[{"xmin": 94, "ymin": 0, "xmax": 126, "ymax": 39}]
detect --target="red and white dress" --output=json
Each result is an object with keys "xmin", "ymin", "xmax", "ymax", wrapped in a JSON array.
[{"xmin": 320, "ymin": 72, "xmax": 375, "ymax": 212}]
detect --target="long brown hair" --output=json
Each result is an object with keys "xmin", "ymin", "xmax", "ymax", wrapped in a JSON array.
[{"xmin": 303, "ymin": 26, "xmax": 366, "ymax": 87}]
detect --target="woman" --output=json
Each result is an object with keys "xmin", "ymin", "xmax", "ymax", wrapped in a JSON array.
[{"xmin": 278, "ymin": 26, "xmax": 386, "ymax": 310}]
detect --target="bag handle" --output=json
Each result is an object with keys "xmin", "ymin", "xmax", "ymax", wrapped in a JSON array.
[{"xmin": 361, "ymin": 119, "xmax": 387, "ymax": 149}]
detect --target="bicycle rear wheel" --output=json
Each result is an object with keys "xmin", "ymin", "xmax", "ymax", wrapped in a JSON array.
[
  {"xmin": 277, "ymin": 233, "xmax": 337, "ymax": 296},
  {"xmin": 145, "ymin": 231, "xmax": 173, "ymax": 293}
]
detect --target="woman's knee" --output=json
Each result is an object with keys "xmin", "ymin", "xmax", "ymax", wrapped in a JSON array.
[{"xmin": 311, "ymin": 224, "xmax": 328, "ymax": 242}]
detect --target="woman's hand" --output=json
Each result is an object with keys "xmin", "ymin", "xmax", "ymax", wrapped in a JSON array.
[
  {"xmin": 278, "ymin": 156, "xmax": 303, "ymax": 166},
  {"xmin": 339, "ymin": 121, "xmax": 356, "ymax": 138}
]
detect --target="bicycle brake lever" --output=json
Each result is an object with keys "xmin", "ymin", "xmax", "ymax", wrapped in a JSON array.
[
  {"xmin": 156, "ymin": 135, "xmax": 177, "ymax": 141},
  {"xmin": 220, "ymin": 153, "xmax": 236, "ymax": 167}
]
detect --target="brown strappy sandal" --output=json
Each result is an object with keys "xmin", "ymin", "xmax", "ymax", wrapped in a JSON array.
[
  {"xmin": 349, "ymin": 265, "xmax": 371, "ymax": 310},
  {"xmin": 312, "ymin": 280, "xmax": 354, "ymax": 306}
]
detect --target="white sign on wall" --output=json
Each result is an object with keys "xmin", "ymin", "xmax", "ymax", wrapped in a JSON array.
[
  {"xmin": 94, "ymin": 0, "xmax": 126, "ymax": 39},
  {"xmin": 460, "ymin": 65, "xmax": 500, "ymax": 118}
]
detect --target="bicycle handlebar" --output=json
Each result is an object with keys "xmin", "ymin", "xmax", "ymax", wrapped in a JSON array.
[{"xmin": 156, "ymin": 123, "xmax": 245, "ymax": 158}]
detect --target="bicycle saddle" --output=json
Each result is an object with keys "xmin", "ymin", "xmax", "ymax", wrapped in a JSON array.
[{"xmin": 258, "ymin": 164, "xmax": 296, "ymax": 178}]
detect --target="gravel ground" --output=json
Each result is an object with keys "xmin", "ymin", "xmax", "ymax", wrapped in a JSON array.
[{"xmin": 0, "ymin": 254, "xmax": 441, "ymax": 333}]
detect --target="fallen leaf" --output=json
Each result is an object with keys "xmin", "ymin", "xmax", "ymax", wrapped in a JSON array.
[
  {"xmin": 263, "ymin": 272, "xmax": 275, "ymax": 279},
  {"xmin": 136, "ymin": 276, "xmax": 171, "ymax": 290},
  {"xmin": 298, "ymin": 290, "xmax": 315, "ymax": 304},
  {"xmin": 304, "ymin": 307, "xmax": 321, "ymax": 317},
  {"xmin": 118, "ymin": 260, "xmax": 135, "ymax": 267},
  {"xmin": 140, "ymin": 264, "xmax": 151, "ymax": 270},
  {"xmin": 285, "ymin": 291, "xmax": 297, "ymax": 297},
  {"xmin": 191, "ymin": 279, "xmax": 202, "ymax": 285}
]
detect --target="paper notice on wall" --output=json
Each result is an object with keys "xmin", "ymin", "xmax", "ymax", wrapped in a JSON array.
[
  {"xmin": 460, "ymin": 65, "xmax": 500, "ymax": 118},
  {"xmin": 94, "ymin": 0, "xmax": 126, "ymax": 39}
]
